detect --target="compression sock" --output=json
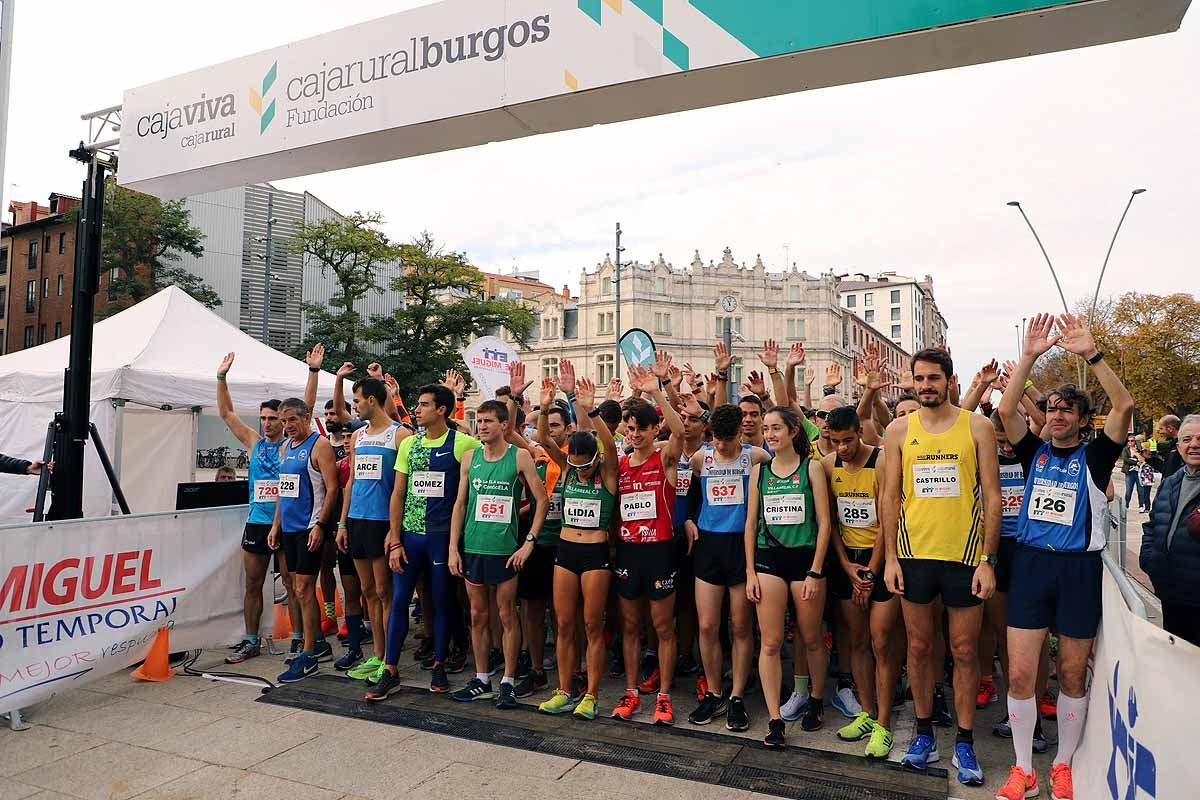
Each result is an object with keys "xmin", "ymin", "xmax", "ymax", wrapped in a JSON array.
[{"xmin": 794, "ymin": 676, "xmax": 810, "ymax": 695}]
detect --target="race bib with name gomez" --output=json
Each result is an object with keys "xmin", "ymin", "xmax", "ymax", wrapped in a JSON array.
[
  {"xmin": 763, "ymin": 494, "xmax": 805, "ymax": 526},
  {"xmin": 621, "ymin": 491, "xmax": 657, "ymax": 521},
  {"xmin": 913, "ymin": 463, "xmax": 960, "ymax": 498},
  {"xmin": 836, "ymin": 497, "xmax": 877, "ymax": 528},
  {"xmin": 354, "ymin": 454, "xmax": 383, "ymax": 481},
  {"xmin": 564, "ymin": 498, "xmax": 601, "ymax": 527},
  {"xmin": 253, "ymin": 480, "xmax": 279, "ymax": 505},
  {"xmin": 1028, "ymin": 484, "xmax": 1076, "ymax": 527},
  {"xmin": 707, "ymin": 476, "xmax": 744, "ymax": 506},
  {"xmin": 411, "ymin": 471, "xmax": 445, "ymax": 498},
  {"xmin": 474, "ymin": 494, "xmax": 512, "ymax": 524},
  {"xmin": 278, "ymin": 474, "xmax": 301, "ymax": 499}
]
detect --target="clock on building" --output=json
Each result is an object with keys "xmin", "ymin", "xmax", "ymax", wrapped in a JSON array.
[{"xmin": 719, "ymin": 294, "xmax": 738, "ymax": 312}]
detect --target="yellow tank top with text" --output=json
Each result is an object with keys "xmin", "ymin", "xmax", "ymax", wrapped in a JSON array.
[
  {"xmin": 831, "ymin": 447, "xmax": 880, "ymax": 549},
  {"xmin": 898, "ymin": 409, "xmax": 982, "ymax": 564}
]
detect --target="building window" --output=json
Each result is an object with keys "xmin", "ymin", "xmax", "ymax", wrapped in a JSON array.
[
  {"xmin": 0, "ymin": 287, "xmax": 5, "ymax": 319},
  {"xmin": 54, "ymin": 321, "xmax": 62, "ymax": 339},
  {"xmin": 789, "ymin": 285, "xmax": 801, "ymax": 302},
  {"xmin": 28, "ymin": 239, "xmax": 38, "ymax": 269},
  {"xmin": 865, "ymin": 309, "xmax": 874, "ymax": 323},
  {"xmin": 598, "ymin": 311, "xmax": 614, "ymax": 334},
  {"xmin": 542, "ymin": 317, "xmax": 558, "ymax": 339},
  {"xmin": 25, "ymin": 280, "xmax": 36, "ymax": 312},
  {"xmin": 891, "ymin": 289, "xmax": 900, "ymax": 304},
  {"xmin": 891, "ymin": 324, "xmax": 901, "ymax": 339},
  {"xmin": 654, "ymin": 312, "xmax": 671, "ymax": 335},
  {"xmin": 600, "ymin": 277, "xmax": 613, "ymax": 296},
  {"xmin": 846, "ymin": 294, "xmax": 856, "ymax": 308},
  {"xmin": 864, "ymin": 292, "xmax": 874, "ymax": 307},
  {"xmin": 57, "ymin": 275, "xmax": 64, "ymax": 296},
  {"xmin": 58, "ymin": 232, "xmax": 67, "ymax": 254},
  {"xmin": 655, "ymin": 277, "xmax": 667, "ymax": 295},
  {"xmin": 597, "ymin": 354, "xmax": 615, "ymax": 385},
  {"xmin": 713, "ymin": 317, "xmax": 742, "ymax": 337},
  {"xmin": 891, "ymin": 306, "xmax": 901, "ymax": 321},
  {"xmin": 541, "ymin": 357, "xmax": 559, "ymax": 380},
  {"xmin": 38, "ymin": 324, "xmax": 46, "ymax": 344},
  {"xmin": 24, "ymin": 326, "xmax": 33, "ymax": 348},
  {"xmin": 786, "ymin": 318, "xmax": 805, "ymax": 340},
  {"xmin": 0, "ymin": 246, "xmax": 7, "ymax": 274},
  {"xmin": 43, "ymin": 277, "xmax": 49, "ymax": 298}
]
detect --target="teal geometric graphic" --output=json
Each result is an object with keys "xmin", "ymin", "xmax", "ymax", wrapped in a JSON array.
[
  {"xmin": 578, "ymin": 0, "xmax": 602, "ymax": 25},
  {"xmin": 630, "ymin": 0, "xmax": 664, "ymax": 25},
  {"xmin": 687, "ymin": 0, "xmax": 1083, "ymax": 58},
  {"xmin": 663, "ymin": 28, "xmax": 689, "ymax": 71}
]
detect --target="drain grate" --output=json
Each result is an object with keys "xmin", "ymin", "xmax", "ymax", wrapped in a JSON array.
[{"xmin": 262, "ymin": 683, "xmax": 945, "ymax": 800}]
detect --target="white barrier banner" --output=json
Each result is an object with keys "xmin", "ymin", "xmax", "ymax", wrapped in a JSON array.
[
  {"xmin": 462, "ymin": 336, "xmax": 519, "ymax": 400},
  {"xmin": 0, "ymin": 506, "xmax": 247, "ymax": 713},
  {"xmin": 1075, "ymin": 568, "xmax": 1200, "ymax": 799}
]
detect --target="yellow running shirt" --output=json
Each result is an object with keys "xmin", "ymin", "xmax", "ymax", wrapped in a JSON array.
[
  {"xmin": 898, "ymin": 409, "xmax": 982, "ymax": 565},
  {"xmin": 831, "ymin": 447, "xmax": 880, "ymax": 549}
]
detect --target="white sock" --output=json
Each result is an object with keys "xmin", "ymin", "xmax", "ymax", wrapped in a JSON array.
[
  {"xmin": 1054, "ymin": 692, "xmax": 1089, "ymax": 767},
  {"xmin": 501, "ymin": 676, "xmax": 514, "ymax": 686},
  {"xmin": 1008, "ymin": 694, "xmax": 1037, "ymax": 773},
  {"xmin": 476, "ymin": 672, "xmax": 490, "ymax": 684}
]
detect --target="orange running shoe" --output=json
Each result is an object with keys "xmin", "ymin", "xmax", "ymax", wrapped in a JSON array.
[
  {"xmin": 695, "ymin": 674, "xmax": 709, "ymax": 701},
  {"xmin": 1040, "ymin": 691, "xmax": 1057, "ymax": 720},
  {"xmin": 1049, "ymin": 763, "xmax": 1073, "ymax": 800},
  {"xmin": 639, "ymin": 667, "xmax": 661, "ymax": 694},
  {"xmin": 995, "ymin": 766, "xmax": 1039, "ymax": 800},
  {"xmin": 977, "ymin": 677, "xmax": 998, "ymax": 709},
  {"xmin": 653, "ymin": 694, "xmax": 675, "ymax": 726},
  {"xmin": 611, "ymin": 690, "xmax": 641, "ymax": 720}
]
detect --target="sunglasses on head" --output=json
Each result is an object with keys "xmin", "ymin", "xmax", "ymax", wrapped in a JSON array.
[{"xmin": 815, "ymin": 410, "xmax": 830, "ymax": 420}]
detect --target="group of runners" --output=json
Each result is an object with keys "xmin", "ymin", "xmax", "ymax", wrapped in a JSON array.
[{"xmin": 217, "ymin": 310, "xmax": 1135, "ymax": 800}]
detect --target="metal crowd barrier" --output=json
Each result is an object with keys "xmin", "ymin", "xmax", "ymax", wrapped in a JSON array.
[{"xmin": 1103, "ymin": 494, "xmax": 1149, "ymax": 620}]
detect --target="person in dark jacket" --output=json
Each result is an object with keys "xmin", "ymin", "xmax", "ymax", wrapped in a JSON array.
[
  {"xmin": 0, "ymin": 452, "xmax": 45, "ymax": 476},
  {"xmin": 1140, "ymin": 415, "xmax": 1200, "ymax": 645}
]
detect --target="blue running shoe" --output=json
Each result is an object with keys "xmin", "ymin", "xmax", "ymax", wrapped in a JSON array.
[
  {"xmin": 278, "ymin": 653, "xmax": 317, "ymax": 683},
  {"xmin": 335, "ymin": 647, "xmax": 363, "ymax": 671},
  {"xmin": 951, "ymin": 742, "xmax": 983, "ymax": 786},
  {"xmin": 899, "ymin": 734, "xmax": 940, "ymax": 770}
]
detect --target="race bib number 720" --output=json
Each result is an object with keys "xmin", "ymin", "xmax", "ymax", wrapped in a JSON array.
[{"xmin": 253, "ymin": 480, "xmax": 279, "ymax": 504}]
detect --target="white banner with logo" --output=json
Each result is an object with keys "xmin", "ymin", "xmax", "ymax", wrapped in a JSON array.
[
  {"xmin": 1074, "ymin": 568, "xmax": 1200, "ymax": 800},
  {"xmin": 0, "ymin": 506, "xmax": 247, "ymax": 714},
  {"xmin": 462, "ymin": 335, "xmax": 519, "ymax": 400}
]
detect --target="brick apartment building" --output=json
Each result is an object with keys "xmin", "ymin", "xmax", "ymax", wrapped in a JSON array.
[{"xmin": 2, "ymin": 194, "xmax": 79, "ymax": 353}]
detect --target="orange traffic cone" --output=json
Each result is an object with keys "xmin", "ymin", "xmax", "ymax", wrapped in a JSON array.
[
  {"xmin": 272, "ymin": 599, "xmax": 292, "ymax": 640},
  {"xmin": 132, "ymin": 627, "xmax": 175, "ymax": 682}
]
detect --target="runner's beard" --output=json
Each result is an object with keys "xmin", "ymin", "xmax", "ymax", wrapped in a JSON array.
[{"xmin": 919, "ymin": 388, "xmax": 946, "ymax": 408}]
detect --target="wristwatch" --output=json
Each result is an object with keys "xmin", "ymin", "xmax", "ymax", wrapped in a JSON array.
[
  {"xmin": 588, "ymin": 408, "xmax": 603, "ymax": 419},
  {"xmin": 525, "ymin": 533, "xmax": 537, "ymax": 544},
  {"xmin": 806, "ymin": 569, "xmax": 825, "ymax": 580},
  {"xmin": 858, "ymin": 569, "xmax": 876, "ymax": 582},
  {"xmin": 978, "ymin": 554, "xmax": 997, "ymax": 567},
  {"xmin": 1086, "ymin": 351, "xmax": 1104, "ymax": 366}
]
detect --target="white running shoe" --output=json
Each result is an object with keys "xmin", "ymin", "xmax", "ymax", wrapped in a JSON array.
[
  {"xmin": 832, "ymin": 686, "xmax": 863, "ymax": 718},
  {"xmin": 781, "ymin": 690, "xmax": 810, "ymax": 721}
]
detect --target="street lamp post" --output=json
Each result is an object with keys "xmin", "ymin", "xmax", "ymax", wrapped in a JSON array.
[
  {"xmin": 614, "ymin": 222, "xmax": 624, "ymax": 371},
  {"xmin": 1091, "ymin": 189, "xmax": 1146, "ymax": 319}
]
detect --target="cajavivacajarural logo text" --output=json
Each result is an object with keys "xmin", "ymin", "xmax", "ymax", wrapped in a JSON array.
[{"xmin": 283, "ymin": 13, "xmax": 551, "ymax": 128}]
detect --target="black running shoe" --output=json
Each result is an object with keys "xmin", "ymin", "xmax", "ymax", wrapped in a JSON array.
[
  {"xmin": 689, "ymin": 692, "xmax": 728, "ymax": 725},
  {"xmin": 452, "ymin": 677, "xmax": 496, "ymax": 702},
  {"xmin": 570, "ymin": 671, "xmax": 587, "ymax": 701},
  {"xmin": 313, "ymin": 638, "xmax": 334, "ymax": 663},
  {"xmin": 364, "ymin": 668, "xmax": 401, "ymax": 702},
  {"xmin": 764, "ymin": 718, "xmax": 786, "ymax": 749},
  {"xmin": 430, "ymin": 664, "xmax": 450, "ymax": 694},
  {"xmin": 446, "ymin": 645, "xmax": 468, "ymax": 674},
  {"xmin": 514, "ymin": 672, "xmax": 535, "ymax": 699},
  {"xmin": 487, "ymin": 648, "xmax": 504, "ymax": 677},
  {"xmin": 517, "ymin": 650, "xmax": 533, "ymax": 679},
  {"xmin": 676, "ymin": 653, "xmax": 699, "ymax": 676},
  {"xmin": 931, "ymin": 685, "xmax": 954, "ymax": 727},
  {"xmin": 726, "ymin": 696, "xmax": 750, "ymax": 731},
  {"xmin": 531, "ymin": 669, "xmax": 549, "ymax": 692},
  {"xmin": 413, "ymin": 636, "xmax": 434, "ymax": 662},
  {"xmin": 284, "ymin": 638, "xmax": 304, "ymax": 663},
  {"xmin": 496, "ymin": 681, "xmax": 518, "ymax": 709},
  {"xmin": 801, "ymin": 698, "xmax": 825, "ymax": 732}
]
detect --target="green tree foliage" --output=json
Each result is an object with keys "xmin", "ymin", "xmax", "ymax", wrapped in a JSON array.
[
  {"xmin": 95, "ymin": 181, "xmax": 213, "ymax": 316},
  {"xmin": 370, "ymin": 232, "xmax": 537, "ymax": 398},
  {"xmin": 292, "ymin": 212, "xmax": 403, "ymax": 364}
]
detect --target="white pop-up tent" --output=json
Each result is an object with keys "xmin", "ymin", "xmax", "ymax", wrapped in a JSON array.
[{"xmin": 0, "ymin": 286, "xmax": 342, "ymax": 522}]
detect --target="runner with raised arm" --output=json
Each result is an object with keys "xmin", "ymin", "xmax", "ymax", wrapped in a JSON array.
[
  {"xmin": 536, "ymin": 374, "xmax": 618, "ymax": 720},
  {"xmin": 882, "ymin": 347, "xmax": 1002, "ymax": 787},
  {"xmin": 217, "ymin": 353, "xmax": 286, "ymax": 665},
  {"xmin": 994, "ymin": 313, "xmax": 1132, "ymax": 800}
]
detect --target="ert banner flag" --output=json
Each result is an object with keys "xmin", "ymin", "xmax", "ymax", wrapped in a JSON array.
[{"xmin": 462, "ymin": 336, "xmax": 520, "ymax": 400}]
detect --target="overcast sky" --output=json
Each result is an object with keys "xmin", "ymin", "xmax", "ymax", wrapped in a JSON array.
[{"xmin": 5, "ymin": 1, "xmax": 1196, "ymax": 385}]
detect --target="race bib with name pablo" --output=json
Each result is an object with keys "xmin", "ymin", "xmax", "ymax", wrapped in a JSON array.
[
  {"xmin": 836, "ymin": 497, "xmax": 877, "ymax": 528},
  {"xmin": 620, "ymin": 491, "xmax": 657, "ymax": 521},
  {"xmin": 253, "ymin": 480, "xmax": 279, "ymax": 505},
  {"xmin": 278, "ymin": 474, "xmax": 300, "ymax": 499},
  {"xmin": 354, "ymin": 454, "xmax": 383, "ymax": 481},
  {"xmin": 707, "ymin": 476, "xmax": 744, "ymax": 506},
  {"xmin": 411, "ymin": 471, "xmax": 445, "ymax": 498},
  {"xmin": 912, "ymin": 463, "xmax": 960, "ymax": 498},
  {"xmin": 1028, "ymin": 484, "xmax": 1076, "ymax": 526}
]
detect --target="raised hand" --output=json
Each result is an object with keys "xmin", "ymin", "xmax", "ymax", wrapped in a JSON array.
[
  {"xmin": 1055, "ymin": 312, "xmax": 1099, "ymax": 357},
  {"xmin": 667, "ymin": 364, "xmax": 684, "ymax": 390},
  {"xmin": 558, "ymin": 359, "xmax": 576, "ymax": 393},
  {"xmin": 606, "ymin": 378, "xmax": 624, "ymax": 402},
  {"xmin": 713, "ymin": 340, "xmax": 732, "ymax": 373},
  {"xmin": 629, "ymin": 364, "xmax": 659, "ymax": 394},
  {"xmin": 508, "ymin": 361, "xmax": 529, "ymax": 397},
  {"xmin": 805, "ymin": 366, "xmax": 817, "ymax": 386},
  {"xmin": 652, "ymin": 350, "xmax": 673, "ymax": 381},
  {"xmin": 305, "ymin": 343, "xmax": 325, "ymax": 370},
  {"xmin": 978, "ymin": 359, "xmax": 1000, "ymax": 385},
  {"xmin": 337, "ymin": 361, "xmax": 356, "ymax": 380},
  {"xmin": 679, "ymin": 392, "xmax": 704, "ymax": 419},
  {"xmin": 1023, "ymin": 312, "xmax": 1061, "ymax": 359},
  {"xmin": 824, "ymin": 362, "xmax": 842, "ymax": 389},
  {"xmin": 384, "ymin": 373, "xmax": 400, "ymax": 396},
  {"xmin": 218, "ymin": 352, "xmax": 236, "ymax": 378},
  {"xmin": 854, "ymin": 361, "xmax": 869, "ymax": 389},
  {"xmin": 442, "ymin": 369, "xmax": 465, "ymax": 396},
  {"xmin": 747, "ymin": 370, "xmax": 766, "ymax": 396},
  {"xmin": 704, "ymin": 372, "xmax": 723, "ymax": 397},
  {"xmin": 540, "ymin": 377, "xmax": 558, "ymax": 408},
  {"xmin": 759, "ymin": 339, "xmax": 780, "ymax": 370},
  {"xmin": 786, "ymin": 342, "xmax": 806, "ymax": 368},
  {"xmin": 898, "ymin": 369, "xmax": 915, "ymax": 392},
  {"xmin": 576, "ymin": 377, "xmax": 597, "ymax": 411}
]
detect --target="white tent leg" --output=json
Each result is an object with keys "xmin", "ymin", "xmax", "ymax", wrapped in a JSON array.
[
  {"xmin": 4, "ymin": 708, "xmax": 30, "ymax": 731},
  {"xmin": 190, "ymin": 408, "xmax": 199, "ymax": 483}
]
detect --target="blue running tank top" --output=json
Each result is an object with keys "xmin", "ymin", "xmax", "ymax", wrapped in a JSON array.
[
  {"xmin": 278, "ymin": 432, "xmax": 326, "ymax": 533},
  {"xmin": 1016, "ymin": 441, "xmax": 1107, "ymax": 552},
  {"xmin": 247, "ymin": 437, "xmax": 285, "ymax": 525},
  {"xmin": 348, "ymin": 423, "xmax": 401, "ymax": 522},
  {"xmin": 697, "ymin": 443, "xmax": 754, "ymax": 534}
]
